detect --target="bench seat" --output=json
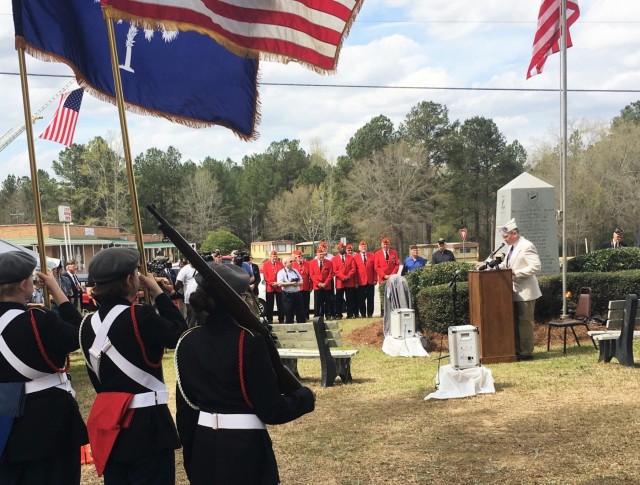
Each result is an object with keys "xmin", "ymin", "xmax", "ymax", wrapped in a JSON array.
[
  {"xmin": 272, "ymin": 318, "xmax": 358, "ymax": 387},
  {"xmin": 590, "ymin": 296, "xmax": 639, "ymax": 365}
]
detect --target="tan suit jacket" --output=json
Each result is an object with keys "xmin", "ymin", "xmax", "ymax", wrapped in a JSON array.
[{"xmin": 500, "ymin": 236, "xmax": 542, "ymax": 302}]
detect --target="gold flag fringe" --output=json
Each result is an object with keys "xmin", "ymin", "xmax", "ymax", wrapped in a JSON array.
[{"xmin": 15, "ymin": 36, "xmax": 260, "ymax": 142}]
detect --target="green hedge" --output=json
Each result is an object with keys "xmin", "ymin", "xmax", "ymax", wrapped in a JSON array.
[
  {"xmin": 567, "ymin": 247, "xmax": 640, "ymax": 272},
  {"xmin": 411, "ymin": 268, "xmax": 640, "ymax": 334}
]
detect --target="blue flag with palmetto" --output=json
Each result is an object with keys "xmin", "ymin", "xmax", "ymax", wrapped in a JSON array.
[{"xmin": 12, "ymin": 0, "xmax": 259, "ymax": 139}]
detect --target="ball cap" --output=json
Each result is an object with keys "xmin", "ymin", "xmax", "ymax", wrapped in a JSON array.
[
  {"xmin": 196, "ymin": 261, "xmax": 249, "ymax": 295},
  {"xmin": 346, "ymin": 244, "xmax": 353, "ymax": 250},
  {"xmin": 292, "ymin": 250, "xmax": 302, "ymax": 256},
  {"xmin": 381, "ymin": 237, "xmax": 390, "ymax": 244},
  {"xmin": 270, "ymin": 250, "xmax": 278, "ymax": 256},
  {"xmin": 337, "ymin": 242, "xmax": 345, "ymax": 248},
  {"xmin": 359, "ymin": 240, "xmax": 367, "ymax": 246},
  {"xmin": 0, "ymin": 251, "xmax": 37, "ymax": 285},
  {"xmin": 500, "ymin": 218, "xmax": 518, "ymax": 235},
  {"xmin": 437, "ymin": 238, "xmax": 446, "ymax": 244},
  {"xmin": 316, "ymin": 248, "xmax": 325, "ymax": 254},
  {"xmin": 89, "ymin": 248, "xmax": 140, "ymax": 284},
  {"xmin": 614, "ymin": 228, "xmax": 624, "ymax": 235}
]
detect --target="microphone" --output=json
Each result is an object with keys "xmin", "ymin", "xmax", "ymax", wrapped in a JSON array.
[
  {"xmin": 485, "ymin": 242, "xmax": 506, "ymax": 262},
  {"xmin": 448, "ymin": 270, "xmax": 462, "ymax": 288},
  {"xmin": 486, "ymin": 253, "xmax": 505, "ymax": 269},
  {"xmin": 477, "ymin": 244, "xmax": 506, "ymax": 271}
]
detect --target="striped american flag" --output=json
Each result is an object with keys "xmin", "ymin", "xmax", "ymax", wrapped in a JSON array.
[
  {"xmin": 101, "ymin": 0, "xmax": 364, "ymax": 72},
  {"xmin": 38, "ymin": 88, "xmax": 84, "ymax": 146},
  {"xmin": 527, "ymin": 0, "xmax": 580, "ymax": 79}
]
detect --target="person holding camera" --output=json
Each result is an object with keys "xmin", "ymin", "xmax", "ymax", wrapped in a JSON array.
[{"xmin": 276, "ymin": 257, "xmax": 305, "ymax": 323}]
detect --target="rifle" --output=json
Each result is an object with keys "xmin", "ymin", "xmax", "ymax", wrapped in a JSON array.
[{"xmin": 146, "ymin": 204, "xmax": 301, "ymax": 394}]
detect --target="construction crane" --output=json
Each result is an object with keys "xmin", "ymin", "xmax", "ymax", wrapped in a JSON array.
[{"xmin": 0, "ymin": 79, "xmax": 75, "ymax": 153}]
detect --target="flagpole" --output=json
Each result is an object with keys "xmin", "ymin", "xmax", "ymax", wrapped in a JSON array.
[
  {"xmin": 102, "ymin": 10, "xmax": 149, "ymax": 283},
  {"xmin": 560, "ymin": 0, "xmax": 568, "ymax": 318},
  {"xmin": 16, "ymin": 47, "xmax": 50, "ymax": 307}
]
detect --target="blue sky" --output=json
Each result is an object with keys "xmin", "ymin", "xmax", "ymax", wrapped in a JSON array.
[{"xmin": 2, "ymin": 0, "xmax": 640, "ymax": 179}]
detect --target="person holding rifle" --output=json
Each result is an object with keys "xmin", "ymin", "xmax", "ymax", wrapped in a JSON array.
[
  {"xmin": 174, "ymin": 261, "xmax": 316, "ymax": 484},
  {"xmin": 79, "ymin": 247, "xmax": 187, "ymax": 483}
]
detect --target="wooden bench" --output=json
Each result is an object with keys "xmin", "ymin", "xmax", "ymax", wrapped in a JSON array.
[
  {"xmin": 271, "ymin": 317, "xmax": 358, "ymax": 387},
  {"xmin": 587, "ymin": 295, "xmax": 640, "ymax": 366}
]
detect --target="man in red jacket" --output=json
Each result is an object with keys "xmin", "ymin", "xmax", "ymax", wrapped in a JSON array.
[
  {"xmin": 332, "ymin": 242, "xmax": 356, "ymax": 319},
  {"xmin": 353, "ymin": 240, "xmax": 376, "ymax": 318},
  {"xmin": 374, "ymin": 237, "xmax": 400, "ymax": 284},
  {"xmin": 292, "ymin": 250, "xmax": 312, "ymax": 320},
  {"xmin": 309, "ymin": 248, "xmax": 333, "ymax": 319},
  {"xmin": 262, "ymin": 250, "xmax": 284, "ymax": 324}
]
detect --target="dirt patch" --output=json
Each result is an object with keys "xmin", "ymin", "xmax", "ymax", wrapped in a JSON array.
[{"xmin": 346, "ymin": 318, "xmax": 604, "ymax": 352}]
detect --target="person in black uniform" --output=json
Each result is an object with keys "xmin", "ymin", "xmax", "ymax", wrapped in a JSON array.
[
  {"xmin": 174, "ymin": 262, "xmax": 315, "ymax": 484},
  {"xmin": 79, "ymin": 247, "xmax": 187, "ymax": 484},
  {"xmin": 0, "ymin": 251, "xmax": 88, "ymax": 485}
]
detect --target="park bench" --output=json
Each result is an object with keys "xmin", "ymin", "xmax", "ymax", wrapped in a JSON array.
[
  {"xmin": 271, "ymin": 317, "xmax": 358, "ymax": 387},
  {"xmin": 587, "ymin": 294, "xmax": 640, "ymax": 366}
]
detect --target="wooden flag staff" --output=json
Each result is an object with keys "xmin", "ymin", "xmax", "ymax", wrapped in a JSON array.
[
  {"xmin": 102, "ymin": 9, "xmax": 149, "ymax": 287},
  {"xmin": 16, "ymin": 46, "xmax": 50, "ymax": 307}
]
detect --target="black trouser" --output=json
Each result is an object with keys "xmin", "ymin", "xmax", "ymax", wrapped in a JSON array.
[
  {"xmin": 0, "ymin": 447, "xmax": 81, "ymax": 485},
  {"xmin": 335, "ymin": 288, "xmax": 346, "ymax": 317},
  {"xmin": 265, "ymin": 292, "xmax": 284, "ymax": 323},
  {"xmin": 104, "ymin": 449, "xmax": 175, "ymax": 485},
  {"xmin": 357, "ymin": 284, "xmax": 375, "ymax": 317},
  {"xmin": 345, "ymin": 287, "xmax": 357, "ymax": 317},
  {"xmin": 314, "ymin": 289, "xmax": 333, "ymax": 318},
  {"xmin": 282, "ymin": 291, "xmax": 305, "ymax": 323},
  {"xmin": 300, "ymin": 290, "xmax": 311, "ymax": 319}
]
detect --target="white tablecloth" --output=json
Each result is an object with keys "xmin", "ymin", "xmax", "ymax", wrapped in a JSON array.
[
  {"xmin": 382, "ymin": 336, "xmax": 428, "ymax": 357},
  {"xmin": 424, "ymin": 364, "xmax": 495, "ymax": 400}
]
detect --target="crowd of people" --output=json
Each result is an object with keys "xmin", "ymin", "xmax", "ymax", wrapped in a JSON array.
[{"xmin": 0, "ymin": 248, "xmax": 314, "ymax": 484}]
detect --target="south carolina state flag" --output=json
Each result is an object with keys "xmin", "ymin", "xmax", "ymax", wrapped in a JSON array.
[{"xmin": 13, "ymin": 0, "xmax": 259, "ymax": 139}]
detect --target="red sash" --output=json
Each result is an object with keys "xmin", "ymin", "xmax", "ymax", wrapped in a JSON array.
[{"xmin": 86, "ymin": 392, "xmax": 135, "ymax": 476}]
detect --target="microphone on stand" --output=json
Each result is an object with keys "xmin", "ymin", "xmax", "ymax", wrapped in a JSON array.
[{"xmin": 477, "ymin": 243, "xmax": 506, "ymax": 271}]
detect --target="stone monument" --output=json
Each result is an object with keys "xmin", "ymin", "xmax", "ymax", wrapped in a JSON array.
[{"xmin": 494, "ymin": 173, "xmax": 559, "ymax": 275}]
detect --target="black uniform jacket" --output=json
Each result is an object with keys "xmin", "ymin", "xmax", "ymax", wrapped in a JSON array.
[
  {"xmin": 79, "ymin": 294, "xmax": 187, "ymax": 462},
  {"xmin": 176, "ymin": 316, "xmax": 315, "ymax": 484},
  {"xmin": 0, "ymin": 301, "xmax": 87, "ymax": 462}
]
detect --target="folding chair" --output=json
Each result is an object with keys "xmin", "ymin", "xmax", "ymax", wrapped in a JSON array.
[{"xmin": 547, "ymin": 287, "xmax": 598, "ymax": 353}]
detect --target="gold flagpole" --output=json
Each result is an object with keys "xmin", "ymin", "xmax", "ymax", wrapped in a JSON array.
[
  {"xmin": 102, "ymin": 9, "xmax": 149, "ymax": 285},
  {"xmin": 16, "ymin": 46, "xmax": 50, "ymax": 307}
]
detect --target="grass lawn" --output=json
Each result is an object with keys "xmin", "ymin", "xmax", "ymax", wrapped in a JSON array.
[{"xmin": 77, "ymin": 318, "xmax": 640, "ymax": 484}]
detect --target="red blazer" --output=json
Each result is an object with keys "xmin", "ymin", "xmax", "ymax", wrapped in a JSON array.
[
  {"xmin": 309, "ymin": 258, "xmax": 333, "ymax": 290},
  {"xmin": 374, "ymin": 248, "xmax": 400, "ymax": 283},
  {"xmin": 332, "ymin": 254, "xmax": 356, "ymax": 289},
  {"xmin": 292, "ymin": 260, "xmax": 312, "ymax": 292},
  {"xmin": 262, "ymin": 260, "xmax": 284, "ymax": 293},
  {"xmin": 353, "ymin": 251, "xmax": 376, "ymax": 286}
]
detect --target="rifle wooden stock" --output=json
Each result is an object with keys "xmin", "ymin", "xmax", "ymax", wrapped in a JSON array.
[{"xmin": 146, "ymin": 204, "xmax": 301, "ymax": 394}]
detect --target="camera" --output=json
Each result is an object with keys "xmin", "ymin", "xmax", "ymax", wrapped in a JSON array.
[
  {"xmin": 233, "ymin": 250, "xmax": 249, "ymax": 266},
  {"xmin": 147, "ymin": 259, "xmax": 169, "ymax": 276}
]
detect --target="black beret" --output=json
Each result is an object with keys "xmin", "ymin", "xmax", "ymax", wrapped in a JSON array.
[
  {"xmin": 89, "ymin": 248, "xmax": 140, "ymax": 284},
  {"xmin": 0, "ymin": 251, "xmax": 37, "ymax": 285},
  {"xmin": 195, "ymin": 261, "xmax": 249, "ymax": 295}
]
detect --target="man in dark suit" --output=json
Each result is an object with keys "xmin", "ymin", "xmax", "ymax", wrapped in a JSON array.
[{"xmin": 601, "ymin": 228, "xmax": 626, "ymax": 249}]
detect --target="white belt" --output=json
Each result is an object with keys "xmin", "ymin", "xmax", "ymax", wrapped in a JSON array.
[
  {"xmin": 24, "ymin": 372, "xmax": 74, "ymax": 396},
  {"xmin": 129, "ymin": 390, "xmax": 169, "ymax": 409},
  {"xmin": 197, "ymin": 411, "xmax": 266, "ymax": 430}
]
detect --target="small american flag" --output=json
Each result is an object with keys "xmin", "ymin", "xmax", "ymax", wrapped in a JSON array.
[
  {"xmin": 39, "ymin": 88, "xmax": 84, "ymax": 146},
  {"xmin": 101, "ymin": 0, "xmax": 364, "ymax": 72},
  {"xmin": 527, "ymin": 0, "xmax": 580, "ymax": 79}
]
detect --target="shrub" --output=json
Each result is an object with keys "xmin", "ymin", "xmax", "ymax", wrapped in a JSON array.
[
  {"xmin": 567, "ymin": 247, "xmax": 640, "ymax": 272},
  {"xmin": 410, "ymin": 268, "xmax": 640, "ymax": 333}
]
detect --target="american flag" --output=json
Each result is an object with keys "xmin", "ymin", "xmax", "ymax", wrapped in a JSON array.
[
  {"xmin": 101, "ymin": 0, "xmax": 364, "ymax": 72},
  {"xmin": 527, "ymin": 0, "xmax": 580, "ymax": 79},
  {"xmin": 39, "ymin": 88, "xmax": 84, "ymax": 146}
]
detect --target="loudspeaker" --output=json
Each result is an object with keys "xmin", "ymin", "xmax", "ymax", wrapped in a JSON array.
[
  {"xmin": 448, "ymin": 325, "xmax": 480, "ymax": 369},
  {"xmin": 390, "ymin": 309, "xmax": 415, "ymax": 339}
]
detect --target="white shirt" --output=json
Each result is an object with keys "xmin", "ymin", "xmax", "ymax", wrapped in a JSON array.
[
  {"xmin": 176, "ymin": 264, "xmax": 198, "ymax": 304},
  {"xmin": 276, "ymin": 267, "xmax": 302, "ymax": 293}
]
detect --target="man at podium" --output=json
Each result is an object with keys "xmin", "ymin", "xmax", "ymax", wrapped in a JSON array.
[{"xmin": 497, "ymin": 218, "xmax": 542, "ymax": 361}]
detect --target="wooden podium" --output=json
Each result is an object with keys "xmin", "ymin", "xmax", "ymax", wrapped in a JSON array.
[{"xmin": 468, "ymin": 270, "xmax": 516, "ymax": 364}]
